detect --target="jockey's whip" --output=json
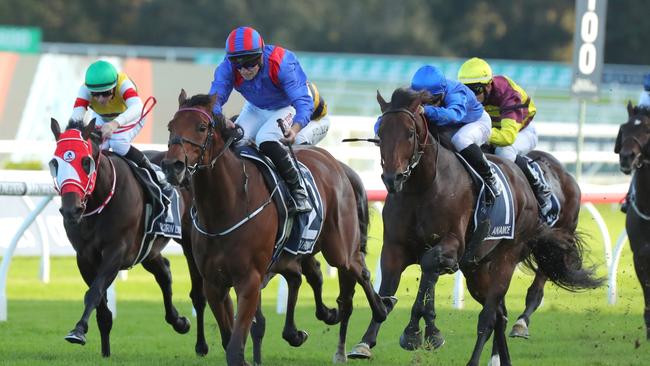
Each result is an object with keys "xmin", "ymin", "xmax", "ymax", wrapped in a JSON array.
[{"xmin": 342, "ymin": 137, "xmax": 380, "ymax": 144}]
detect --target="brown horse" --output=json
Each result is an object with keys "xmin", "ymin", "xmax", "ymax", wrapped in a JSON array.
[
  {"xmin": 161, "ymin": 90, "xmax": 388, "ymax": 365},
  {"xmin": 350, "ymin": 88, "xmax": 601, "ymax": 365},
  {"xmin": 615, "ymin": 102, "xmax": 650, "ymax": 340},
  {"xmin": 49, "ymin": 118, "xmax": 208, "ymax": 357}
]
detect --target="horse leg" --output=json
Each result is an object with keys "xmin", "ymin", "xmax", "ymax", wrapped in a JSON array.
[
  {"xmin": 490, "ymin": 299, "xmax": 511, "ymax": 366},
  {"xmin": 349, "ymin": 244, "xmax": 406, "ymax": 359},
  {"xmin": 510, "ymin": 271, "xmax": 547, "ymax": 339},
  {"xmin": 227, "ymin": 275, "xmax": 262, "ymax": 366},
  {"xmin": 249, "ymin": 294, "xmax": 265, "ymax": 366},
  {"xmin": 333, "ymin": 269, "xmax": 357, "ymax": 363},
  {"xmin": 181, "ymin": 241, "xmax": 209, "ymax": 355},
  {"xmin": 401, "ymin": 247, "xmax": 441, "ymax": 351},
  {"xmin": 204, "ymin": 280, "xmax": 234, "ymax": 351},
  {"xmin": 95, "ymin": 294, "xmax": 113, "ymax": 357},
  {"xmin": 632, "ymin": 252, "xmax": 650, "ymax": 340},
  {"xmin": 276, "ymin": 257, "xmax": 309, "ymax": 347},
  {"xmin": 466, "ymin": 256, "xmax": 518, "ymax": 366},
  {"xmin": 65, "ymin": 252, "xmax": 121, "ymax": 352},
  {"xmin": 141, "ymin": 254, "xmax": 190, "ymax": 334},
  {"xmin": 302, "ymin": 256, "xmax": 339, "ymax": 325}
]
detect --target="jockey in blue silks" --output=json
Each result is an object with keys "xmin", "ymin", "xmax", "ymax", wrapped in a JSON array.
[
  {"xmin": 375, "ymin": 65, "xmax": 502, "ymax": 203},
  {"xmin": 209, "ymin": 26, "xmax": 316, "ymax": 213}
]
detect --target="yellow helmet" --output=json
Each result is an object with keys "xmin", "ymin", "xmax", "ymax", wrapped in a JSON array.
[{"xmin": 457, "ymin": 57, "xmax": 493, "ymax": 85}]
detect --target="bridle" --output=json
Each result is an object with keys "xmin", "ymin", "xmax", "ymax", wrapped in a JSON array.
[
  {"xmin": 167, "ymin": 107, "xmax": 235, "ymax": 176},
  {"xmin": 380, "ymin": 106, "xmax": 433, "ymax": 182}
]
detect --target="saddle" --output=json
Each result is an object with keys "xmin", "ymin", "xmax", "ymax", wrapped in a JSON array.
[{"xmin": 235, "ymin": 146, "xmax": 324, "ymax": 262}]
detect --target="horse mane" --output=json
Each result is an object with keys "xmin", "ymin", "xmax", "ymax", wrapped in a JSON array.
[
  {"xmin": 387, "ymin": 87, "xmax": 455, "ymax": 149},
  {"xmin": 65, "ymin": 119, "xmax": 85, "ymax": 131}
]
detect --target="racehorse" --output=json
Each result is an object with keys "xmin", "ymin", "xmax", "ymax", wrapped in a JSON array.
[
  {"xmin": 49, "ymin": 118, "xmax": 208, "ymax": 357},
  {"xmin": 161, "ymin": 90, "xmax": 389, "ymax": 365},
  {"xmin": 615, "ymin": 102, "xmax": 650, "ymax": 340},
  {"xmin": 350, "ymin": 88, "xmax": 601, "ymax": 365}
]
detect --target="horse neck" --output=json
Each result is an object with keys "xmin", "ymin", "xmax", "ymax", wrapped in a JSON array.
[
  {"xmin": 86, "ymin": 153, "xmax": 115, "ymax": 209},
  {"xmin": 635, "ymin": 165, "xmax": 650, "ymax": 211},
  {"xmin": 191, "ymin": 145, "xmax": 245, "ymax": 220},
  {"xmin": 404, "ymin": 139, "xmax": 469, "ymax": 194}
]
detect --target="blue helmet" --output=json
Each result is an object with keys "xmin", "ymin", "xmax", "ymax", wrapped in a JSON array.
[
  {"xmin": 226, "ymin": 26, "xmax": 264, "ymax": 58},
  {"xmin": 411, "ymin": 65, "xmax": 447, "ymax": 95},
  {"xmin": 644, "ymin": 73, "xmax": 650, "ymax": 92}
]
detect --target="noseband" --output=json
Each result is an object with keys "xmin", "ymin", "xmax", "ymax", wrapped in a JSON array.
[
  {"xmin": 380, "ymin": 107, "xmax": 430, "ymax": 182},
  {"xmin": 168, "ymin": 107, "xmax": 235, "ymax": 176}
]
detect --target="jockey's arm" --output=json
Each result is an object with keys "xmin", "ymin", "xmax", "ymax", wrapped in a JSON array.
[
  {"xmin": 70, "ymin": 86, "xmax": 91, "ymax": 122},
  {"xmin": 488, "ymin": 118, "xmax": 522, "ymax": 147},
  {"xmin": 113, "ymin": 81, "xmax": 143, "ymax": 126},
  {"xmin": 208, "ymin": 60, "xmax": 235, "ymax": 116},
  {"xmin": 423, "ymin": 93, "xmax": 468, "ymax": 126},
  {"xmin": 281, "ymin": 66, "xmax": 313, "ymax": 129},
  {"xmin": 488, "ymin": 86, "xmax": 525, "ymax": 147}
]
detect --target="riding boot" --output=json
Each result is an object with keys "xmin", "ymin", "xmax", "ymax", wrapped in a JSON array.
[
  {"xmin": 459, "ymin": 144, "xmax": 502, "ymax": 205},
  {"xmin": 124, "ymin": 145, "xmax": 169, "ymax": 189},
  {"xmin": 259, "ymin": 141, "xmax": 312, "ymax": 214},
  {"xmin": 515, "ymin": 155, "xmax": 552, "ymax": 215}
]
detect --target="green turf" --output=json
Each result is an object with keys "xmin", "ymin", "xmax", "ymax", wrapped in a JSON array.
[{"xmin": 1, "ymin": 204, "xmax": 648, "ymax": 365}]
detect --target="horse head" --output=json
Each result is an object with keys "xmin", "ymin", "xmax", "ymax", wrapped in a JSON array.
[
  {"xmin": 50, "ymin": 118, "xmax": 100, "ymax": 224},
  {"xmin": 615, "ymin": 101, "xmax": 650, "ymax": 174},
  {"xmin": 162, "ymin": 89, "xmax": 230, "ymax": 185},
  {"xmin": 376, "ymin": 88, "xmax": 430, "ymax": 193}
]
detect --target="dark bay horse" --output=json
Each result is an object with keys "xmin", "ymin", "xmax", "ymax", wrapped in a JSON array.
[
  {"xmin": 161, "ymin": 90, "xmax": 388, "ymax": 365},
  {"xmin": 49, "ymin": 118, "xmax": 208, "ymax": 357},
  {"xmin": 350, "ymin": 88, "xmax": 601, "ymax": 365},
  {"xmin": 615, "ymin": 102, "xmax": 650, "ymax": 340}
]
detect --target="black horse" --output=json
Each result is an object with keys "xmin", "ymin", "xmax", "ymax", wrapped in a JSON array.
[
  {"xmin": 615, "ymin": 102, "xmax": 650, "ymax": 340},
  {"xmin": 50, "ymin": 118, "xmax": 208, "ymax": 357}
]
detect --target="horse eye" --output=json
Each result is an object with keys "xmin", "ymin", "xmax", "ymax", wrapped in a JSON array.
[
  {"xmin": 81, "ymin": 157, "xmax": 93, "ymax": 174},
  {"xmin": 198, "ymin": 124, "xmax": 208, "ymax": 132},
  {"xmin": 408, "ymin": 128, "xmax": 415, "ymax": 139}
]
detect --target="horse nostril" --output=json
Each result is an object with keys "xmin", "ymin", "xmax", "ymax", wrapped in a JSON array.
[{"xmin": 173, "ymin": 160, "xmax": 185, "ymax": 173}]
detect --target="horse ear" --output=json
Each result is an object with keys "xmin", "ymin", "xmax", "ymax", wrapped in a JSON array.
[
  {"xmin": 377, "ymin": 90, "xmax": 389, "ymax": 112},
  {"xmin": 614, "ymin": 126, "xmax": 623, "ymax": 154},
  {"xmin": 83, "ymin": 118, "xmax": 97, "ymax": 140},
  {"xmin": 209, "ymin": 93, "xmax": 218, "ymax": 110},
  {"xmin": 408, "ymin": 97, "xmax": 421, "ymax": 112},
  {"xmin": 50, "ymin": 118, "xmax": 61, "ymax": 140},
  {"xmin": 178, "ymin": 89, "xmax": 187, "ymax": 107},
  {"xmin": 627, "ymin": 100, "xmax": 634, "ymax": 116}
]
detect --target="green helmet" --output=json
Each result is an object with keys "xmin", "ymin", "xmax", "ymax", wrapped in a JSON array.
[{"xmin": 85, "ymin": 61, "xmax": 118, "ymax": 92}]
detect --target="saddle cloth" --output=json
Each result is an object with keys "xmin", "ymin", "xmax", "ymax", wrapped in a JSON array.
[
  {"xmin": 237, "ymin": 146, "xmax": 324, "ymax": 258},
  {"xmin": 455, "ymin": 154, "xmax": 516, "ymax": 241},
  {"xmin": 524, "ymin": 156, "xmax": 561, "ymax": 227},
  {"xmin": 125, "ymin": 158, "xmax": 182, "ymax": 267}
]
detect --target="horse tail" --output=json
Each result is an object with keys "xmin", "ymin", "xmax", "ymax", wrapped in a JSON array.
[
  {"xmin": 523, "ymin": 226, "xmax": 604, "ymax": 291},
  {"xmin": 339, "ymin": 161, "xmax": 369, "ymax": 255}
]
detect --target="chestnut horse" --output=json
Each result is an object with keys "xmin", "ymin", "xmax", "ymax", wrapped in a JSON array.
[
  {"xmin": 49, "ymin": 118, "xmax": 208, "ymax": 357},
  {"xmin": 615, "ymin": 102, "xmax": 650, "ymax": 340},
  {"xmin": 350, "ymin": 88, "xmax": 601, "ymax": 366},
  {"xmin": 161, "ymin": 91, "xmax": 388, "ymax": 365}
]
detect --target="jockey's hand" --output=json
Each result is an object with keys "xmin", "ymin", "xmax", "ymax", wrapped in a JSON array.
[
  {"xmin": 225, "ymin": 117, "xmax": 236, "ymax": 129},
  {"xmin": 280, "ymin": 124, "xmax": 301, "ymax": 145},
  {"xmin": 100, "ymin": 121, "xmax": 119, "ymax": 139}
]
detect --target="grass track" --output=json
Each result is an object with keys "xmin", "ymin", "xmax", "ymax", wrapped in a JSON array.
[{"xmin": 1, "ymin": 204, "xmax": 649, "ymax": 365}]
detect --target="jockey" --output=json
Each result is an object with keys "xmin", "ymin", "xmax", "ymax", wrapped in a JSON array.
[
  {"xmin": 209, "ymin": 26, "xmax": 319, "ymax": 213},
  {"xmin": 407, "ymin": 64, "xmax": 502, "ymax": 203},
  {"xmin": 70, "ymin": 60, "xmax": 164, "ymax": 186},
  {"xmin": 458, "ymin": 57, "xmax": 553, "ymax": 216}
]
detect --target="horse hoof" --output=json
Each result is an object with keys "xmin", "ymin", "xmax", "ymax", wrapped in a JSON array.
[
  {"xmin": 509, "ymin": 319, "xmax": 529, "ymax": 339},
  {"xmin": 64, "ymin": 331, "xmax": 86, "ymax": 346},
  {"xmin": 283, "ymin": 330, "xmax": 309, "ymax": 347},
  {"xmin": 173, "ymin": 316, "xmax": 191, "ymax": 334},
  {"xmin": 399, "ymin": 328, "xmax": 422, "ymax": 350},
  {"xmin": 347, "ymin": 342, "xmax": 372, "ymax": 359},
  {"xmin": 316, "ymin": 307, "xmax": 339, "ymax": 325},
  {"xmin": 333, "ymin": 351, "xmax": 348, "ymax": 363},
  {"xmin": 424, "ymin": 330, "xmax": 445, "ymax": 350},
  {"xmin": 195, "ymin": 342, "xmax": 209, "ymax": 356}
]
